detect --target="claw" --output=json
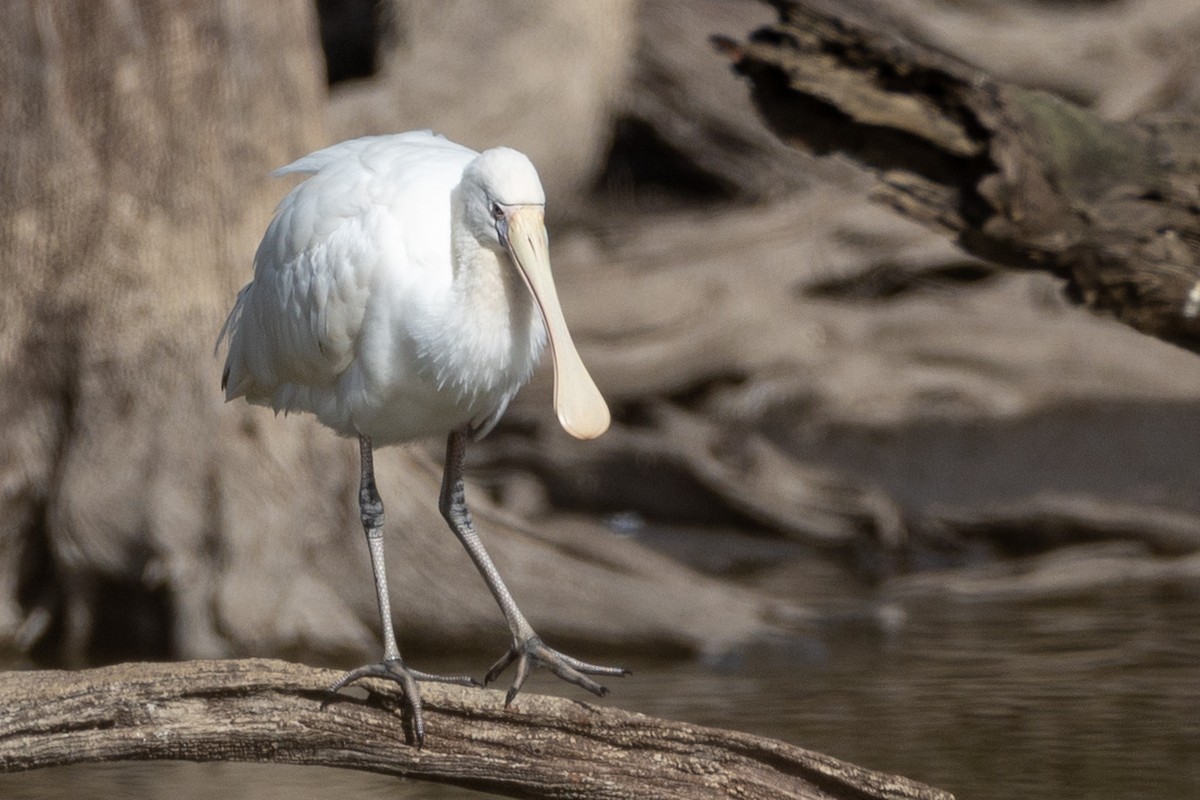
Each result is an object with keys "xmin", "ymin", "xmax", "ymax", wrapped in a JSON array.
[
  {"xmin": 323, "ymin": 659, "xmax": 478, "ymax": 747},
  {"xmin": 483, "ymin": 648, "xmax": 520, "ymax": 687},
  {"xmin": 484, "ymin": 636, "xmax": 630, "ymax": 707}
]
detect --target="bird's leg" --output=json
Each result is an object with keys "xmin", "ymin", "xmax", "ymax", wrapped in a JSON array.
[
  {"xmin": 324, "ymin": 435, "xmax": 476, "ymax": 747},
  {"xmin": 440, "ymin": 428, "xmax": 629, "ymax": 706}
]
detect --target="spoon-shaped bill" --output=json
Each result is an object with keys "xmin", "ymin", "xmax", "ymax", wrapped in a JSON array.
[{"xmin": 503, "ymin": 207, "xmax": 610, "ymax": 440}]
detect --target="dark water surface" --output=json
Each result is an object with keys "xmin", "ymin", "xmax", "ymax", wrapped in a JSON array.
[{"xmin": 3, "ymin": 583, "xmax": 1197, "ymax": 799}]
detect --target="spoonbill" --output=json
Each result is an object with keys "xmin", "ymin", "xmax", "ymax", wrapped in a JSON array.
[{"xmin": 219, "ymin": 131, "xmax": 626, "ymax": 745}]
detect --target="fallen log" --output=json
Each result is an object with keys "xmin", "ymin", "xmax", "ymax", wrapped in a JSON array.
[
  {"xmin": 0, "ymin": 659, "xmax": 953, "ymax": 800},
  {"xmin": 716, "ymin": 0, "xmax": 1200, "ymax": 354}
]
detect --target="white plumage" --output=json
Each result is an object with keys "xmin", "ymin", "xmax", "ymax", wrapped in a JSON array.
[
  {"xmin": 220, "ymin": 131, "xmax": 565, "ymax": 442},
  {"xmin": 217, "ymin": 131, "xmax": 622, "ymax": 746}
]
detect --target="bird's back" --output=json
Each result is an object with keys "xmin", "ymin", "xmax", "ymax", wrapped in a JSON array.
[{"xmin": 219, "ymin": 132, "xmax": 480, "ymax": 436}]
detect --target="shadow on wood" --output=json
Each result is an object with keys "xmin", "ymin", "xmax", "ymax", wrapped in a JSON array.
[{"xmin": 0, "ymin": 659, "xmax": 952, "ymax": 800}]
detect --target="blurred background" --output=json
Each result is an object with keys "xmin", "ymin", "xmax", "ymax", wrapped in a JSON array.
[{"xmin": 2, "ymin": 1, "xmax": 1200, "ymax": 798}]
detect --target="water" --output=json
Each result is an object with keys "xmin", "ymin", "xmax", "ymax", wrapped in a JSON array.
[{"xmin": 3, "ymin": 580, "xmax": 1197, "ymax": 799}]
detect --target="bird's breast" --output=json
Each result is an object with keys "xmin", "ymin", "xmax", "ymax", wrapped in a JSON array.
[
  {"xmin": 347, "ymin": 246, "xmax": 545, "ymax": 443},
  {"xmin": 424, "ymin": 248, "xmax": 546, "ymax": 399}
]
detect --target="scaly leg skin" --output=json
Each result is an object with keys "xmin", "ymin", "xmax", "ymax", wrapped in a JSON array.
[
  {"xmin": 324, "ymin": 435, "xmax": 477, "ymax": 747},
  {"xmin": 440, "ymin": 429, "xmax": 631, "ymax": 706}
]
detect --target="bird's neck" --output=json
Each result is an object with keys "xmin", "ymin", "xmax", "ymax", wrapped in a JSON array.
[
  {"xmin": 448, "ymin": 204, "xmax": 530, "ymax": 326},
  {"xmin": 430, "ymin": 198, "xmax": 544, "ymax": 398}
]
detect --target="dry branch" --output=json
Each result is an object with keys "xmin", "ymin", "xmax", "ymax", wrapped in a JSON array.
[
  {"xmin": 717, "ymin": 0, "xmax": 1200, "ymax": 353},
  {"xmin": 0, "ymin": 659, "xmax": 953, "ymax": 800}
]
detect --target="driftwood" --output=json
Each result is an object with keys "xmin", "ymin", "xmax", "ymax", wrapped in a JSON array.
[
  {"xmin": 715, "ymin": 0, "xmax": 1200, "ymax": 354},
  {"xmin": 0, "ymin": 659, "xmax": 953, "ymax": 800}
]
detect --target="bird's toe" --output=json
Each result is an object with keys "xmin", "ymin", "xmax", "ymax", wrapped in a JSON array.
[
  {"xmin": 323, "ymin": 658, "xmax": 477, "ymax": 747},
  {"xmin": 487, "ymin": 636, "xmax": 629, "ymax": 706}
]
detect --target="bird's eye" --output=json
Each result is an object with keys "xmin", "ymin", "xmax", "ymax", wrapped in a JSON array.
[{"xmin": 490, "ymin": 202, "xmax": 504, "ymax": 221}]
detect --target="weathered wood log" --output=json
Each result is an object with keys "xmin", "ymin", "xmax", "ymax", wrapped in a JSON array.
[
  {"xmin": 0, "ymin": 659, "xmax": 953, "ymax": 800},
  {"xmin": 716, "ymin": 0, "xmax": 1200, "ymax": 354}
]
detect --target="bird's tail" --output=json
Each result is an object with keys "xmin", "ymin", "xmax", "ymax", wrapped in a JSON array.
[{"xmin": 215, "ymin": 283, "xmax": 252, "ymax": 394}]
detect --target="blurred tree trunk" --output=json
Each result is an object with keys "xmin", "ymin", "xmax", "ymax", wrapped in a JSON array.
[
  {"xmin": 0, "ymin": 0, "xmax": 327, "ymax": 662},
  {"xmin": 329, "ymin": 0, "xmax": 638, "ymax": 217}
]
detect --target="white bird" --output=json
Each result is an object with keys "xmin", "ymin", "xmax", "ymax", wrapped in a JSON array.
[{"xmin": 219, "ymin": 131, "xmax": 625, "ymax": 745}]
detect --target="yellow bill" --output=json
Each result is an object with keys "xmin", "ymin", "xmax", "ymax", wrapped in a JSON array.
[{"xmin": 503, "ymin": 206, "xmax": 610, "ymax": 440}]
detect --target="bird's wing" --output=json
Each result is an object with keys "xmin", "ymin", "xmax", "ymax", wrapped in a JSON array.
[{"xmin": 221, "ymin": 132, "xmax": 478, "ymax": 404}]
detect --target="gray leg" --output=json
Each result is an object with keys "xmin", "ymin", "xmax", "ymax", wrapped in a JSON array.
[
  {"xmin": 360, "ymin": 435, "xmax": 401, "ymax": 661},
  {"xmin": 440, "ymin": 429, "xmax": 630, "ymax": 705},
  {"xmin": 324, "ymin": 435, "xmax": 476, "ymax": 747}
]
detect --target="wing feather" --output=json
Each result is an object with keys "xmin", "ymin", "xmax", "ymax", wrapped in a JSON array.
[{"xmin": 219, "ymin": 132, "xmax": 478, "ymax": 417}]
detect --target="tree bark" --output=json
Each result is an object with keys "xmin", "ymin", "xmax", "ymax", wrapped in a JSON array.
[
  {"xmin": 715, "ymin": 0, "xmax": 1200, "ymax": 354},
  {"xmin": 0, "ymin": 659, "xmax": 953, "ymax": 800}
]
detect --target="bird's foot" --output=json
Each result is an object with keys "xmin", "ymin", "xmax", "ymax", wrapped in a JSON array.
[
  {"xmin": 322, "ymin": 659, "xmax": 479, "ymax": 747},
  {"xmin": 484, "ymin": 636, "xmax": 631, "ymax": 706}
]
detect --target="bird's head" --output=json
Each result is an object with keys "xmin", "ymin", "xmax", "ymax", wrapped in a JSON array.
[{"xmin": 462, "ymin": 148, "xmax": 610, "ymax": 441}]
